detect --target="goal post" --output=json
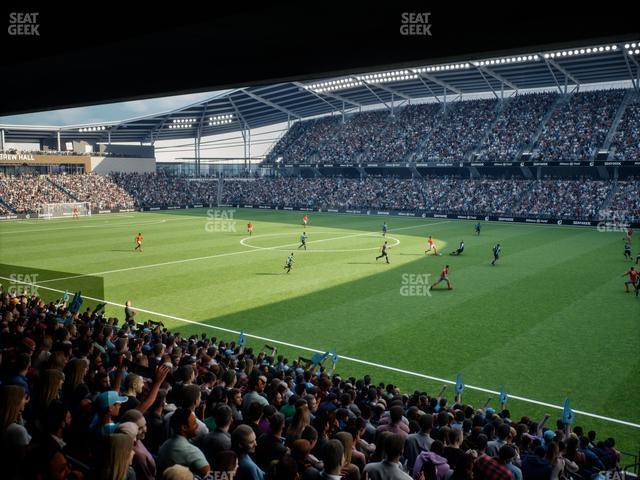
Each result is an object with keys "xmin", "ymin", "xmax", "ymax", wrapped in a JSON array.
[{"xmin": 40, "ymin": 202, "xmax": 92, "ymax": 219}]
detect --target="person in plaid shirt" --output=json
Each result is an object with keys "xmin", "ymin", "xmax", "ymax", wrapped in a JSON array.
[{"xmin": 473, "ymin": 444, "xmax": 514, "ymax": 480}]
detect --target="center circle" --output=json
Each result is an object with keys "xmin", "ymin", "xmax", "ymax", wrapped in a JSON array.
[{"xmin": 240, "ymin": 231, "xmax": 401, "ymax": 253}]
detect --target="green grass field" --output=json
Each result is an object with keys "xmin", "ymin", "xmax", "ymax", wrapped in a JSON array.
[{"xmin": 1, "ymin": 208, "xmax": 638, "ymax": 457}]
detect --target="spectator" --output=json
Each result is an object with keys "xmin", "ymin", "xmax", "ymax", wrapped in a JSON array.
[
  {"xmin": 157, "ymin": 407, "xmax": 210, "ymax": 477},
  {"xmin": 96, "ymin": 432, "xmax": 136, "ymax": 480},
  {"xmin": 121, "ymin": 408, "xmax": 157, "ymax": 480},
  {"xmin": 363, "ymin": 433, "xmax": 412, "ymax": 480},
  {"xmin": 232, "ymin": 423, "xmax": 264, "ymax": 480},
  {"xmin": 0, "ymin": 385, "xmax": 31, "ymax": 480}
]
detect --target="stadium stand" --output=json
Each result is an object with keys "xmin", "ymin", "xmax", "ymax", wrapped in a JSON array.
[
  {"xmin": 417, "ymin": 98, "xmax": 499, "ymax": 162},
  {"xmin": 609, "ymin": 179, "xmax": 640, "ymax": 222},
  {"xmin": 476, "ymin": 92, "xmax": 559, "ymax": 162},
  {"xmin": 262, "ymin": 88, "xmax": 636, "ymax": 165},
  {"xmin": 0, "ymin": 174, "xmax": 76, "ymax": 214},
  {"xmin": 49, "ymin": 173, "xmax": 136, "ymax": 210},
  {"xmin": 532, "ymin": 90, "xmax": 626, "ymax": 162},
  {"xmin": 111, "ymin": 173, "xmax": 218, "ymax": 208},
  {"xmin": 0, "ymin": 174, "xmax": 636, "ymax": 221},
  {"xmin": 610, "ymin": 94, "xmax": 640, "ymax": 161},
  {"xmin": 0, "ymin": 290, "xmax": 626, "ymax": 480}
]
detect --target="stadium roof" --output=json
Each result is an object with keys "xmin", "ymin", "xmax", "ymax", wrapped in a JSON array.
[{"xmin": 1, "ymin": 39, "xmax": 639, "ymax": 145}]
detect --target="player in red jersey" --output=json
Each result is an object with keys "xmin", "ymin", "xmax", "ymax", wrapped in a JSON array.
[
  {"xmin": 628, "ymin": 227, "xmax": 633, "ymax": 238},
  {"xmin": 72, "ymin": 206, "xmax": 79, "ymax": 219},
  {"xmin": 247, "ymin": 222, "xmax": 254, "ymax": 236},
  {"xmin": 431, "ymin": 265, "xmax": 452, "ymax": 290},
  {"xmin": 425, "ymin": 236, "xmax": 439, "ymax": 255},
  {"xmin": 303, "ymin": 214, "xmax": 309, "ymax": 227},
  {"xmin": 623, "ymin": 267, "xmax": 638, "ymax": 293},
  {"xmin": 134, "ymin": 233, "xmax": 143, "ymax": 252}
]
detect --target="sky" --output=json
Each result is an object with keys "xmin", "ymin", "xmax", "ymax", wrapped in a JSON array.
[
  {"xmin": 0, "ymin": 91, "xmax": 228, "ymax": 126},
  {"xmin": 0, "ymin": 89, "xmax": 282, "ymax": 161}
]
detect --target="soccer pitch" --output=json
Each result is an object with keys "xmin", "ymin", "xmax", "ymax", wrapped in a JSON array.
[{"xmin": 1, "ymin": 208, "xmax": 638, "ymax": 455}]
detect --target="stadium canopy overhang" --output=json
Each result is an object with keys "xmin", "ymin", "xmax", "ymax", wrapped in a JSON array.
[{"xmin": 1, "ymin": 38, "xmax": 639, "ymax": 146}]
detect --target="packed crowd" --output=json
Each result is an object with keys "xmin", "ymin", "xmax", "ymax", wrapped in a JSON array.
[
  {"xmin": 610, "ymin": 94, "xmax": 640, "ymax": 161},
  {"xmin": 315, "ymin": 111, "xmax": 393, "ymax": 164},
  {"xmin": 222, "ymin": 177, "xmax": 622, "ymax": 220},
  {"xmin": 416, "ymin": 99, "xmax": 499, "ymax": 163},
  {"xmin": 0, "ymin": 289, "xmax": 626, "ymax": 480},
  {"xmin": 0, "ymin": 173, "xmax": 638, "ymax": 221},
  {"xmin": 110, "ymin": 173, "xmax": 218, "ymax": 207},
  {"xmin": 222, "ymin": 177, "xmax": 425, "ymax": 211},
  {"xmin": 264, "ymin": 89, "xmax": 634, "ymax": 165},
  {"xmin": 365, "ymin": 103, "xmax": 443, "ymax": 163},
  {"xmin": 476, "ymin": 93, "xmax": 558, "ymax": 162},
  {"xmin": 49, "ymin": 174, "xmax": 136, "ymax": 210},
  {"xmin": 420, "ymin": 178, "xmax": 531, "ymax": 216},
  {"xmin": 608, "ymin": 180, "xmax": 640, "ymax": 222},
  {"xmin": 0, "ymin": 174, "xmax": 76, "ymax": 214},
  {"xmin": 265, "ymin": 117, "xmax": 343, "ymax": 164},
  {"xmin": 511, "ymin": 179, "xmax": 611, "ymax": 220},
  {"xmin": 533, "ymin": 90, "xmax": 626, "ymax": 162}
]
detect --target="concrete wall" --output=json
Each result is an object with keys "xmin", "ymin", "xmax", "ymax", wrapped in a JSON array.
[{"xmin": 90, "ymin": 156, "xmax": 155, "ymax": 174}]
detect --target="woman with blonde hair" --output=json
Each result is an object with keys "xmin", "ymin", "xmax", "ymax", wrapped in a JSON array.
[
  {"xmin": 334, "ymin": 431, "xmax": 361, "ymax": 480},
  {"xmin": 0, "ymin": 385, "xmax": 31, "ymax": 480},
  {"xmin": 286, "ymin": 403, "xmax": 310, "ymax": 445},
  {"xmin": 98, "ymin": 433, "xmax": 135, "ymax": 480},
  {"xmin": 35, "ymin": 369, "xmax": 65, "ymax": 412},
  {"xmin": 62, "ymin": 357, "xmax": 90, "ymax": 405}
]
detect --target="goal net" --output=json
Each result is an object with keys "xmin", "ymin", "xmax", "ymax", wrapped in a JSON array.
[{"xmin": 40, "ymin": 202, "xmax": 92, "ymax": 219}]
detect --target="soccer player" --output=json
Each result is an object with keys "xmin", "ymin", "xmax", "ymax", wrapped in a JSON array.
[
  {"xmin": 382, "ymin": 222, "xmax": 388, "ymax": 237},
  {"xmin": 628, "ymin": 227, "xmax": 633, "ymax": 239},
  {"xmin": 425, "ymin": 236, "xmax": 438, "ymax": 256},
  {"xmin": 72, "ymin": 206, "xmax": 79, "ymax": 219},
  {"xmin": 303, "ymin": 214, "xmax": 309, "ymax": 227},
  {"xmin": 284, "ymin": 253, "xmax": 294, "ymax": 273},
  {"xmin": 624, "ymin": 238, "xmax": 632, "ymax": 261},
  {"xmin": 475, "ymin": 222, "xmax": 481, "ymax": 236},
  {"xmin": 450, "ymin": 240, "xmax": 464, "ymax": 256},
  {"xmin": 247, "ymin": 222, "xmax": 254, "ymax": 236},
  {"xmin": 376, "ymin": 241, "xmax": 390, "ymax": 264},
  {"xmin": 298, "ymin": 232, "xmax": 308, "ymax": 250},
  {"xmin": 623, "ymin": 267, "xmax": 638, "ymax": 293},
  {"xmin": 134, "ymin": 232, "xmax": 143, "ymax": 253},
  {"xmin": 431, "ymin": 265, "xmax": 452, "ymax": 290},
  {"xmin": 491, "ymin": 243, "xmax": 501, "ymax": 266}
]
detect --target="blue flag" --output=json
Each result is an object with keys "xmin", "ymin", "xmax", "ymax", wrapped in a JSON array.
[
  {"xmin": 499, "ymin": 385, "xmax": 508, "ymax": 406},
  {"xmin": 238, "ymin": 330, "xmax": 246, "ymax": 346},
  {"xmin": 63, "ymin": 290, "xmax": 69, "ymax": 303},
  {"xmin": 93, "ymin": 302, "xmax": 107, "ymax": 313},
  {"xmin": 455, "ymin": 373, "xmax": 464, "ymax": 396},
  {"xmin": 563, "ymin": 398, "xmax": 574, "ymax": 425},
  {"xmin": 331, "ymin": 348, "xmax": 339, "ymax": 364},
  {"xmin": 69, "ymin": 291, "xmax": 83, "ymax": 313},
  {"xmin": 311, "ymin": 351, "xmax": 330, "ymax": 365}
]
